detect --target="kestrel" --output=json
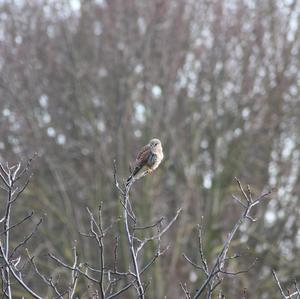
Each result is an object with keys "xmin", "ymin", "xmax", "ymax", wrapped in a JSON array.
[{"xmin": 127, "ymin": 138, "xmax": 164, "ymax": 185}]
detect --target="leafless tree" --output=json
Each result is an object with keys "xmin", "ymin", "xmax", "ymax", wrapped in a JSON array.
[
  {"xmin": 0, "ymin": 156, "xmax": 297, "ymax": 299},
  {"xmin": 0, "ymin": 155, "xmax": 181, "ymax": 298},
  {"xmin": 1, "ymin": 0, "xmax": 300, "ymax": 297},
  {"xmin": 0, "ymin": 157, "xmax": 43, "ymax": 299},
  {"xmin": 113, "ymin": 162, "xmax": 181, "ymax": 298},
  {"xmin": 272, "ymin": 270, "xmax": 300, "ymax": 299},
  {"xmin": 182, "ymin": 179, "xmax": 272, "ymax": 298}
]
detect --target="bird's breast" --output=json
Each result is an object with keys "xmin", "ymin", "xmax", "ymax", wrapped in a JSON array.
[{"xmin": 151, "ymin": 150, "xmax": 163, "ymax": 170}]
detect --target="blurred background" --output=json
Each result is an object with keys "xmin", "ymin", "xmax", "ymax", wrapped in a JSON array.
[{"xmin": 0, "ymin": 0, "xmax": 300, "ymax": 298}]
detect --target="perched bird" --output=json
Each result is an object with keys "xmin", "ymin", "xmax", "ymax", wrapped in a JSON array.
[{"xmin": 127, "ymin": 138, "xmax": 164, "ymax": 185}]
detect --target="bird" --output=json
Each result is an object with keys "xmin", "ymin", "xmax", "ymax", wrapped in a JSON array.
[{"xmin": 126, "ymin": 138, "xmax": 164, "ymax": 185}]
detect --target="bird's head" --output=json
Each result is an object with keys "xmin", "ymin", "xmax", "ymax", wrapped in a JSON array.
[{"xmin": 149, "ymin": 138, "xmax": 162, "ymax": 149}]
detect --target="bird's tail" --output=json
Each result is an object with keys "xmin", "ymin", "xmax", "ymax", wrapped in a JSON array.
[
  {"xmin": 126, "ymin": 164, "xmax": 143, "ymax": 187},
  {"xmin": 126, "ymin": 175, "xmax": 133, "ymax": 187}
]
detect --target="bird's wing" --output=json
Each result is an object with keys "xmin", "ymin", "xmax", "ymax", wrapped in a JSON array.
[
  {"xmin": 132, "ymin": 144, "xmax": 152, "ymax": 176},
  {"xmin": 146, "ymin": 153, "xmax": 157, "ymax": 168}
]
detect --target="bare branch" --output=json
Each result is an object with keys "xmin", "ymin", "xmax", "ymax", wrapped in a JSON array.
[
  {"xmin": 134, "ymin": 217, "xmax": 164, "ymax": 231},
  {"xmin": 272, "ymin": 270, "xmax": 299, "ymax": 299},
  {"xmin": 0, "ymin": 241, "xmax": 42, "ymax": 299},
  {"xmin": 197, "ymin": 222, "xmax": 209, "ymax": 275},
  {"xmin": 26, "ymin": 250, "xmax": 63, "ymax": 298},
  {"xmin": 9, "ymin": 176, "xmax": 32, "ymax": 204},
  {"xmin": 86, "ymin": 206, "xmax": 105, "ymax": 298},
  {"xmin": 113, "ymin": 162, "xmax": 181, "ymax": 299},
  {"xmin": 232, "ymin": 194, "xmax": 247, "ymax": 208},
  {"xmin": 48, "ymin": 253, "xmax": 99, "ymax": 284},
  {"xmin": 9, "ymin": 218, "xmax": 42, "ymax": 259},
  {"xmin": 234, "ymin": 177, "xmax": 250, "ymax": 203},
  {"xmin": 14, "ymin": 153, "xmax": 37, "ymax": 182},
  {"xmin": 182, "ymin": 254, "xmax": 206, "ymax": 272},
  {"xmin": 69, "ymin": 245, "xmax": 79, "ymax": 299},
  {"xmin": 180, "ymin": 282, "xmax": 192, "ymax": 299},
  {"xmin": 190, "ymin": 180, "xmax": 272, "ymax": 299},
  {"xmin": 218, "ymin": 257, "xmax": 258, "ymax": 276},
  {"xmin": 136, "ymin": 208, "xmax": 182, "ymax": 254},
  {"xmin": 0, "ymin": 212, "xmax": 34, "ymax": 236}
]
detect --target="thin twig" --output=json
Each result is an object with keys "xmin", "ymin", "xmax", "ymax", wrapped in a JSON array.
[
  {"xmin": 69, "ymin": 245, "xmax": 79, "ymax": 299},
  {"xmin": 0, "ymin": 212, "xmax": 34, "ymax": 236},
  {"xmin": 272, "ymin": 270, "xmax": 299, "ymax": 299},
  {"xmin": 0, "ymin": 242, "xmax": 42, "ymax": 299},
  {"xmin": 9, "ymin": 218, "xmax": 42, "ymax": 259},
  {"xmin": 190, "ymin": 180, "xmax": 271, "ymax": 299},
  {"xmin": 136, "ymin": 208, "xmax": 182, "ymax": 254},
  {"xmin": 48, "ymin": 253, "xmax": 99, "ymax": 284},
  {"xmin": 26, "ymin": 249, "xmax": 63, "ymax": 298}
]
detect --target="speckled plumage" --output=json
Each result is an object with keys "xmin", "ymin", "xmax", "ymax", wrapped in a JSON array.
[{"xmin": 127, "ymin": 138, "xmax": 164, "ymax": 184}]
